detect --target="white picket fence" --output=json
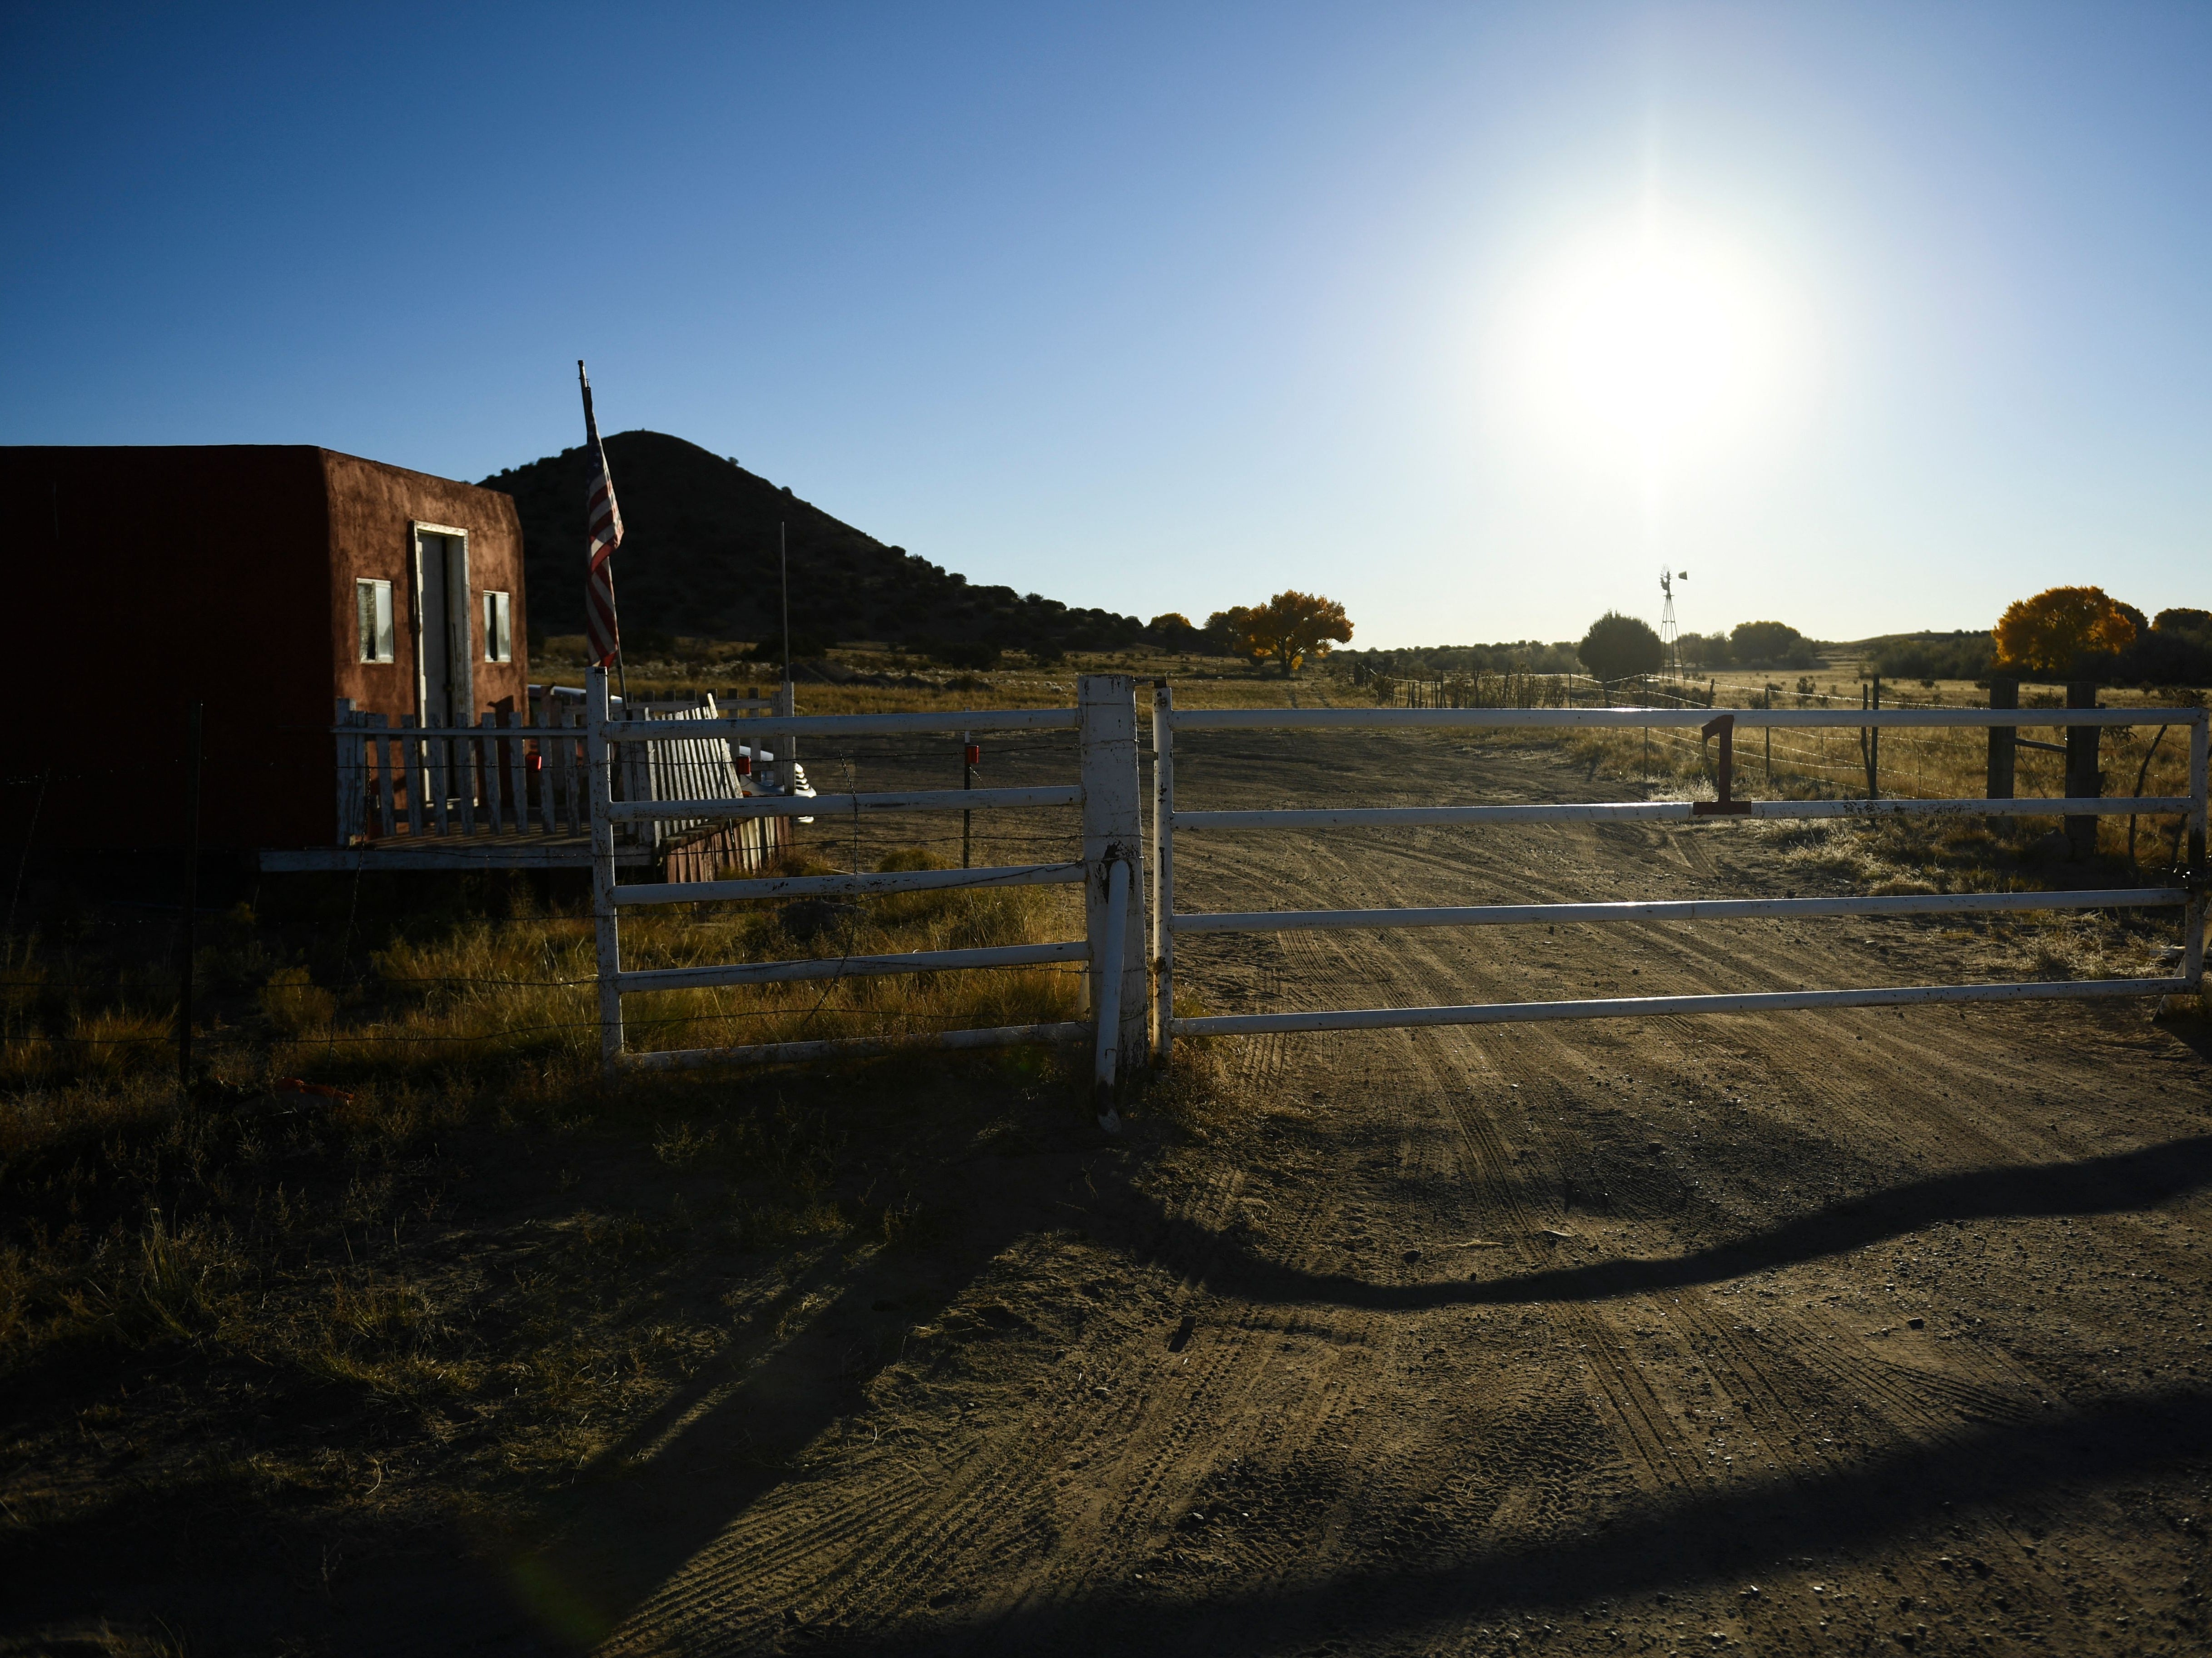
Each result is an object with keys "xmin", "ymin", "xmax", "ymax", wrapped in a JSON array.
[
  {"xmin": 331, "ymin": 685, "xmax": 788, "ymax": 865},
  {"xmin": 1149, "ymin": 692, "xmax": 2208, "ymax": 1054}
]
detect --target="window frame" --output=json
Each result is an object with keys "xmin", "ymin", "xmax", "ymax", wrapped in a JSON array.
[
  {"xmin": 483, "ymin": 589, "xmax": 512, "ymax": 664},
  {"xmin": 355, "ymin": 577, "xmax": 396, "ymax": 664}
]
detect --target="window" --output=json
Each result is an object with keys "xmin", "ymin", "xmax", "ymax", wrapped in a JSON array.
[
  {"xmin": 356, "ymin": 578, "xmax": 395, "ymax": 663},
  {"xmin": 483, "ymin": 590, "xmax": 512, "ymax": 663}
]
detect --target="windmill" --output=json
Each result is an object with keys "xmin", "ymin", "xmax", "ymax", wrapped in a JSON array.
[{"xmin": 1659, "ymin": 568, "xmax": 1689, "ymax": 679}]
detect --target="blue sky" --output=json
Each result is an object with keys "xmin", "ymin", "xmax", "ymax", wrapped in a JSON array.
[{"xmin": 6, "ymin": 3, "xmax": 2207, "ymax": 647}]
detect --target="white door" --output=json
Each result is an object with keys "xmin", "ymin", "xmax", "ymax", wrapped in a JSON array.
[{"xmin": 413, "ymin": 527, "xmax": 472, "ymax": 726}]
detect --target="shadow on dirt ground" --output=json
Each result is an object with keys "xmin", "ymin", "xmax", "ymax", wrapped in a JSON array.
[{"xmin": 1117, "ymin": 1133, "xmax": 2212, "ymax": 1312}]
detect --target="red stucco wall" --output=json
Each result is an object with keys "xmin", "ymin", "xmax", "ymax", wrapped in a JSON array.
[{"xmin": 322, "ymin": 449, "xmax": 528, "ymax": 725}]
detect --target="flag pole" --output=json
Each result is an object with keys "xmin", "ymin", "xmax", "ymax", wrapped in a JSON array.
[
  {"xmin": 577, "ymin": 360, "xmax": 631, "ymax": 712},
  {"xmin": 610, "ymin": 567, "xmax": 631, "ymax": 712},
  {"xmin": 779, "ymin": 520, "xmax": 796, "ymax": 775}
]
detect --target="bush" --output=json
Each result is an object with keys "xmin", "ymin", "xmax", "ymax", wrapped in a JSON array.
[
  {"xmin": 1726, "ymin": 620, "xmax": 1821, "ymax": 669},
  {"xmin": 1874, "ymin": 632, "xmax": 1993, "ymax": 681},
  {"xmin": 1577, "ymin": 613, "xmax": 1663, "ymax": 682}
]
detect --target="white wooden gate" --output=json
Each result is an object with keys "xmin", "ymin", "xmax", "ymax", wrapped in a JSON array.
[
  {"xmin": 1150, "ymin": 692, "xmax": 2207, "ymax": 1055},
  {"xmin": 587, "ymin": 670, "xmax": 1149, "ymax": 1122}
]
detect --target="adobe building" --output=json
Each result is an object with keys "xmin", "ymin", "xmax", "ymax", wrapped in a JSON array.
[{"xmin": 9, "ymin": 445, "xmax": 528, "ymax": 855}]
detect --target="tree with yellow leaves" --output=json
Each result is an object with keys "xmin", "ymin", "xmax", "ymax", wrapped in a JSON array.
[
  {"xmin": 1207, "ymin": 591, "xmax": 1352, "ymax": 677},
  {"xmin": 1993, "ymin": 586, "xmax": 2138, "ymax": 677}
]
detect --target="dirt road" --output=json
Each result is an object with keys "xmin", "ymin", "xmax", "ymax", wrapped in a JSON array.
[{"xmin": 558, "ymin": 726, "xmax": 2212, "ymax": 1656}]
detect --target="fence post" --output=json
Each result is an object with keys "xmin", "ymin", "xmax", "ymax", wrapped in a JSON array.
[
  {"xmin": 2065, "ymin": 681, "xmax": 2100, "ymax": 860},
  {"xmin": 1080, "ymin": 674, "xmax": 1145, "ymax": 1127},
  {"xmin": 334, "ymin": 697, "xmax": 362, "ymax": 845},
  {"xmin": 2188, "ymin": 714, "xmax": 2207, "ymax": 988},
  {"xmin": 587, "ymin": 666, "xmax": 624, "ymax": 1072},
  {"xmin": 773, "ymin": 680, "xmax": 797, "ymax": 793},
  {"xmin": 1987, "ymin": 677, "xmax": 2018, "ymax": 805},
  {"xmin": 1152, "ymin": 680, "xmax": 1175, "ymax": 1063}
]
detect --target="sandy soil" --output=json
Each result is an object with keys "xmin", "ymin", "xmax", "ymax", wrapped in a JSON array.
[
  {"xmin": 498, "ymin": 724, "xmax": 2211, "ymax": 1658},
  {"xmin": 16, "ymin": 722, "xmax": 2206, "ymax": 1656}
]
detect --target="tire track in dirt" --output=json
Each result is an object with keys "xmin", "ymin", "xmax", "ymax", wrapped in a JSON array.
[{"xmin": 601, "ymin": 725, "xmax": 2212, "ymax": 1658}]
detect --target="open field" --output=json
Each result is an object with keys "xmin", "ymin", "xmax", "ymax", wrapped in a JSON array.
[{"xmin": 6, "ymin": 689, "xmax": 2212, "ymax": 1654}]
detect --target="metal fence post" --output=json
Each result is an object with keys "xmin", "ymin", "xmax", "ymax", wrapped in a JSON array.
[
  {"xmin": 587, "ymin": 666, "xmax": 624, "ymax": 1072},
  {"xmin": 1152, "ymin": 680, "xmax": 1175, "ymax": 1062},
  {"xmin": 1079, "ymin": 674, "xmax": 1145, "ymax": 1126}
]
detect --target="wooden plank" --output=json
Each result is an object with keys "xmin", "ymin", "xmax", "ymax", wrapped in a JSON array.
[
  {"xmin": 402, "ymin": 715, "xmax": 424, "ymax": 836},
  {"xmin": 535, "ymin": 716, "xmax": 556, "ymax": 836},
  {"xmin": 480, "ymin": 712, "xmax": 503, "ymax": 833},
  {"xmin": 506, "ymin": 710, "xmax": 527, "ymax": 835},
  {"xmin": 427, "ymin": 724, "xmax": 450, "ymax": 836},
  {"xmin": 372, "ymin": 714, "xmax": 395, "ymax": 838},
  {"xmin": 334, "ymin": 698, "xmax": 362, "ymax": 847},
  {"xmin": 563, "ymin": 710, "xmax": 584, "ymax": 835},
  {"xmin": 457, "ymin": 720, "xmax": 478, "ymax": 836}
]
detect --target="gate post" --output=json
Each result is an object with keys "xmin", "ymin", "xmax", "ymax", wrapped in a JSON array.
[
  {"xmin": 587, "ymin": 667, "xmax": 624, "ymax": 1073},
  {"xmin": 1152, "ymin": 680, "xmax": 1175, "ymax": 1063},
  {"xmin": 2188, "ymin": 714, "xmax": 2207, "ymax": 988},
  {"xmin": 2064, "ymin": 681, "xmax": 2100, "ymax": 860},
  {"xmin": 1079, "ymin": 675, "xmax": 1146, "ymax": 1125}
]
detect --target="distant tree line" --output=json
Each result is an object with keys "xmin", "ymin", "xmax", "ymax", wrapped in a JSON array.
[
  {"xmin": 1335, "ymin": 640, "xmax": 1584, "ymax": 678},
  {"xmin": 1674, "ymin": 620, "xmax": 1824, "ymax": 670},
  {"xmin": 1865, "ymin": 592, "xmax": 2212, "ymax": 686}
]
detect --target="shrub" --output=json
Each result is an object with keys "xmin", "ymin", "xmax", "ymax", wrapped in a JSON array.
[{"xmin": 1577, "ymin": 612, "xmax": 1663, "ymax": 682}]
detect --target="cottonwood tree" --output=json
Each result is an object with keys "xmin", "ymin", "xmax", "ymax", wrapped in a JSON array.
[
  {"xmin": 1993, "ymin": 586, "xmax": 2137, "ymax": 677},
  {"xmin": 1208, "ymin": 591, "xmax": 1353, "ymax": 677}
]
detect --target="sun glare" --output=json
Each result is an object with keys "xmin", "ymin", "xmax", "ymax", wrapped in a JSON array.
[{"xmin": 1512, "ymin": 209, "xmax": 1797, "ymax": 469}]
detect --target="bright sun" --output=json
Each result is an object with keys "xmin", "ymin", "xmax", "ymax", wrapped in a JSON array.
[{"xmin": 1514, "ymin": 210, "xmax": 1796, "ymax": 468}]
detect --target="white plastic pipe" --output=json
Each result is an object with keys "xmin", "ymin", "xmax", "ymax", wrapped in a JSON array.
[
  {"xmin": 618, "ymin": 1021, "xmax": 1089, "ymax": 1071},
  {"xmin": 1174, "ymin": 797, "xmax": 2191, "ymax": 831},
  {"xmin": 616, "ymin": 939, "xmax": 1085, "ymax": 994},
  {"xmin": 612, "ymin": 860, "xmax": 1085, "ymax": 908},
  {"xmin": 1172, "ymin": 976, "xmax": 2192, "ymax": 1037}
]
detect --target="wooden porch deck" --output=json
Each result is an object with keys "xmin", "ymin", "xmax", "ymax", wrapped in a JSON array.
[{"xmin": 258, "ymin": 832, "xmax": 648, "ymax": 873}]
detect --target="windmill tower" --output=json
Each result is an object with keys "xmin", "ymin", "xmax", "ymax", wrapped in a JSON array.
[{"xmin": 1659, "ymin": 568, "xmax": 1687, "ymax": 679}]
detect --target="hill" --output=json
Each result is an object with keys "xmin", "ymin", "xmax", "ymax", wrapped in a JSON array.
[{"xmin": 484, "ymin": 431, "xmax": 1146, "ymax": 659}]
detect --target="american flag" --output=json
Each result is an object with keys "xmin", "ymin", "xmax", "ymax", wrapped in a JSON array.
[{"xmin": 579, "ymin": 360, "xmax": 624, "ymax": 667}]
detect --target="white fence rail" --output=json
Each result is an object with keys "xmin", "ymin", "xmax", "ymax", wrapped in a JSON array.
[
  {"xmin": 1150, "ymin": 690, "xmax": 2209, "ymax": 1057},
  {"xmin": 587, "ymin": 670, "xmax": 1148, "ymax": 1125}
]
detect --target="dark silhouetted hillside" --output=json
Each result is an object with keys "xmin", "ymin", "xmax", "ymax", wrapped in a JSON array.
[{"xmin": 485, "ymin": 431, "xmax": 1144, "ymax": 657}]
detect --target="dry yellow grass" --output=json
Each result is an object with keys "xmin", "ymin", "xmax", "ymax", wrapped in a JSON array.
[
  {"xmin": 1559, "ymin": 674, "xmax": 2201, "ymax": 867},
  {"xmin": 533, "ymin": 634, "xmax": 1337, "ymax": 713}
]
